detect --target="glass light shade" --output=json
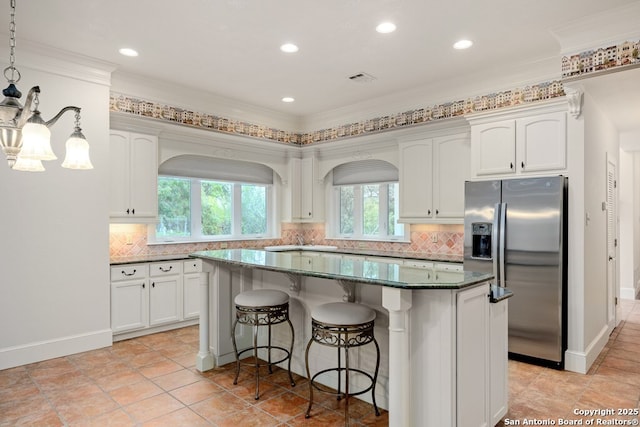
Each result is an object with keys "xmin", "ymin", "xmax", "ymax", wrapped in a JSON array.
[
  {"xmin": 12, "ymin": 155, "xmax": 45, "ymax": 171},
  {"xmin": 61, "ymin": 132, "xmax": 93, "ymax": 170},
  {"xmin": 19, "ymin": 119, "xmax": 56, "ymax": 161}
]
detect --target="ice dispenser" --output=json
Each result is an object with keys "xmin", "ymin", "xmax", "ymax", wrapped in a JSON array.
[{"xmin": 471, "ymin": 222, "xmax": 492, "ymax": 259}]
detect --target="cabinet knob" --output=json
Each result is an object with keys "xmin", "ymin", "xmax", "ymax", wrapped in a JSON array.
[
  {"xmin": 126, "ymin": 208, "xmax": 130, "ymax": 214},
  {"xmin": 142, "ymin": 283, "xmax": 145, "ymax": 289},
  {"xmin": 427, "ymin": 209, "xmax": 431, "ymax": 215},
  {"xmin": 436, "ymin": 209, "xmax": 439, "ymax": 215},
  {"xmin": 152, "ymin": 282, "xmax": 155, "ymax": 288},
  {"xmin": 521, "ymin": 161, "xmax": 525, "ymax": 169},
  {"xmin": 509, "ymin": 162, "xmax": 514, "ymax": 170},
  {"xmin": 132, "ymin": 208, "xmax": 135, "ymax": 215}
]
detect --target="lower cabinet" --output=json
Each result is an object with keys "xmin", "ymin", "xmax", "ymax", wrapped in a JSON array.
[{"xmin": 110, "ymin": 259, "xmax": 202, "ymax": 339}]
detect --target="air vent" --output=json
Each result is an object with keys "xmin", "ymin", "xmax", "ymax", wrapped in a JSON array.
[{"xmin": 347, "ymin": 72, "xmax": 377, "ymax": 83}]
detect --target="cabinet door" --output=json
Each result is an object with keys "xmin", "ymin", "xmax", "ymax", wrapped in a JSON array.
[
  {"xmin": 300, "ymin": 157, "xmax": 314, "ymax": 220},
  {"xmin": 108, "ymin": 131, "xmax": 131, "ymax": 218},
  {"xmin": 399, "ymin": 140, "xmax": 433, "ymax": 221},
  {"xmin": 111, "ymin": 280, "xmax": 148, "ymax": 334},
  {"xmin": 149, "ymin": 276, "xmax": 181, "ymax": 326},
  {"xmin": 490, "ymin": 299, "xmax": 509, "ymax": 425},
  {"xmin": 433, "ymin": 134, "xmax": 470, "ymax": 219},
  {"xmin": 471, "ymin": 120, "xmax": 516, "ymax": 177},
  {"xmin": 516, "ymin": 112, "xmax": 566, "ymax": 173},
  {"xmin": 290, "ymin": 157, "xmax": 302, "ymax": 220},
  {"xmin": 183, "ymin": 273, "xmax": 201, "ymax": 320},
  {"xmin": 129, "ymin": 133, "xmax": 158, "ymax": 219},
  {"xmin": 457, "ymin": 284, "xmax": 490, "ymax": 427}
]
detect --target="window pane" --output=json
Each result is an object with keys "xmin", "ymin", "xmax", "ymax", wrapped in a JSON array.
[
  {"xmin": 156, "ymin": 176, "xmax": 191, "ymax": 237},
  {"xmin": 340, "ymin": 186, "xmax": 354, "ymax": 234},
  {"xmin": 201, "ymin": 181, "xmax": 232, "ymax": 235},
  {"xmin": 388, "ymin": 182, "xmax": 402, "ymax": 236},
  {"xmin": 363, "ymin": 184, "xmax": 379, "ymax": 235},
  {"xmin": 241, "ymin": 184, "xmax": 267, "ymax": 234}
]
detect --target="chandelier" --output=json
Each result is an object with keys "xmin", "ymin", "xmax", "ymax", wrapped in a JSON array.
[{"xmin": 0, "ymin": 0, "xmax": 92, "ymax": 171}]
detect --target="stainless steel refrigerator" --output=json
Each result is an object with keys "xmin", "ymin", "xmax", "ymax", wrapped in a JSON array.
[{"xmin": 463, "ymin": 176, "xmax": 567, "ymax": 368}]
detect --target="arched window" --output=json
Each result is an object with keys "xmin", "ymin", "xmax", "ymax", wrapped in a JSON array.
[
  {"xmin": 330, "ymin": 159, "xmax": 407, "ymax": 241},
  {"xmin": 151, "ymin": 155, "xmax": 274, "ymax": 243}
]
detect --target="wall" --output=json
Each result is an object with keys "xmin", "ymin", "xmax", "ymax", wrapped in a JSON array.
[
  {"xmin": 618, "ymin": 149, "xmax": 636, "ymax": 299},
  {"xmin": 0, "ymin": 49, "xmax": 112, "ymax": 369}
]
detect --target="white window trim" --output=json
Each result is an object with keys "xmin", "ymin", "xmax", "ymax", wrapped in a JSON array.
[
  {"xmin": 148, "ymin": 176, "xmax": 275, "ymax": 244},
  {"xmin": 327, "ymin": 181, "xmax": 409, "ymax": 243}
]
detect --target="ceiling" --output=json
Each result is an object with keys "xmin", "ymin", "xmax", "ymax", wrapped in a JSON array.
[{"xmin": 5, "ymin": 0, "xmax": 640, "ymax": 130}]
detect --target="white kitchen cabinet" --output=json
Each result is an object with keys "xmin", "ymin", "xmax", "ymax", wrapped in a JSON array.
[
  {"xmin": 109, "ymin": 130, "xmax": 158, "ymax": 223},
  {"xmin": 111, "ymin": 259, "xmax": 201, "ymax": 340},
  {"xmin": 489, "ymin": 296, "xmax": 509, "ymax": 425},
  {"xmin": 398, "ymin": 132, "xmax": 470, "ymax": 223},
  {"xmin": 149, "ymin": 261, "xmax": 182, "ymax": 326},
  {"xmin": 470, "ymin": 111, "xmax": 566, "ymax": 178},
  {"xmin": 110, "ymin": 264, "xmax": 149, "ymax": 334},
  {"xmin": 457, "ymin": 282, "xmax": 490, "ymax": 427},
  {"xmin": 183, "ymin": 259, "xmax": 202, "ymax": 320},
  {"xmin": 290, "ymin": 155, "xmax": 323, "ymax": 222}
]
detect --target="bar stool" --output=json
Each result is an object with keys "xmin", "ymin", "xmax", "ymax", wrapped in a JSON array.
[
  {"xmin": 304, "ymin": 302, "xmax": 380, "ymax": 423},
  {"xmin": 231, "ymin": 289, "xmax": 295, "ymax": 400}
]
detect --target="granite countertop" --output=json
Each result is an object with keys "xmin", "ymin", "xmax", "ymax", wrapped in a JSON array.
[
  {"xmin": 110, "ymin": 248, "xmax": 463, "ymax": 266},
  {"xmin": 189, "ymin": 249, "xmax": 493, "ymax": 290}
]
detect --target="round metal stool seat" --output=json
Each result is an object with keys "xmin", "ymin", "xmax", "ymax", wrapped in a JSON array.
[
  {"xmin": 232, "ymin": 289, "xmax": 295, "ymax": 400},
  {"xmin": 305, "ymin": 302, "xmax": 381, "ymax": 423}
]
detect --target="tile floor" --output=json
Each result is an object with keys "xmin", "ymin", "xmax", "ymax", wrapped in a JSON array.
[{"xmin": 1, "ymin": 299, "xmax": 640, "ymax": 426}]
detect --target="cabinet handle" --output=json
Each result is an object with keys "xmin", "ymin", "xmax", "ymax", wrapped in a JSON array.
[
  {"xmin": 142, "ymin": 283, "xmax": 145, "ymax": 289},
  {"xmin": 510, "ymin": 162, "xmax": 514, "ymax": 170},
  {"xmin": 436, "ymin": 209, "xmax": 439, "ymax": 215},
  {"xmin": 521, "ymin": 161, "xmax": 525, "ymax": 169},
  {"xmin": 121, "ymin": 269, "xmax": 136, "ymax": 277},
  {"xmin": 126, "ymin": 208, "xmax": 130, "ymax": 214},
  {"xmin": 428, "ymin": 209, "xmax": 431, "ymax": 215},
  {"xmin": 152, "ymin": 282, "xmax": 155, "ymax": 288},
  {"xmin": 308, "ymin": 212, "xmax": 312, "ymax": 217},
  {"xmin": 132, "ymin": 208, "xmax": 135, "ymax": 215},
  {"xmin": 159, "ymin": 266, "xmax": 172, "ymax": 272}
]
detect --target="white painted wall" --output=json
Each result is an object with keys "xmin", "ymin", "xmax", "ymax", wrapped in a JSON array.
[
  {"xmin": 619, "ymin": 149, "xmax": 636, "ymax": 299},
  {"xmin": 0, "ymin": 49, "xmax": 112, "ymax": 369}
]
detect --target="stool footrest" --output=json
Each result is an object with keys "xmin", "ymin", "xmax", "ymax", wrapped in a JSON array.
[
  {"xmin": 236, "ymin": 346, "xmax": 292, "ymax": 368},
  {"xmin": 309, "ymin": 367, "xmax": 376, "ymax": 398}
]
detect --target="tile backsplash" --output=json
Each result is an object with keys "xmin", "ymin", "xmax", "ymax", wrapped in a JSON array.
[{"xmin": 109, "ymin": 223, "xmax": 463, "ymax": 259}]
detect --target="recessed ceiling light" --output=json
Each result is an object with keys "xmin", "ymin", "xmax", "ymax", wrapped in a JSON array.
[
  {"xmin": 376, "ymin": 22, "xmax": 396, "ymax": 34},
  {"xmin": 453, "ymin": 39, "xmax": 473, "ymax": 50},
  {"xmin": 280, "ymin": 43, "xmax": 299, "ymax": 53},
  {"xmin": 119, "ymin": 47, "xmax": 139, "ymax": 57},
  {"xmin": 282, "ymin": 97, "xmax": 295, "ymax": 103}
]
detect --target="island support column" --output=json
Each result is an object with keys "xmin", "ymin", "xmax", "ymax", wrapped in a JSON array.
[
  {"xmin": 382, "ymin": 287, "xmax": 412, "ymax": 426},
  {"xmin": 196, "ymin": 264, "xmax": 214, "ymax": 371}
]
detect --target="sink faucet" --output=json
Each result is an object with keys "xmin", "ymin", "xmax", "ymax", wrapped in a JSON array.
[{"xmin": 296, "ymin": 234, "xmax": 304, "ymax": 246}]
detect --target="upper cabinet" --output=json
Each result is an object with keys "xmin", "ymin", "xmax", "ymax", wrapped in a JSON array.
[
  {"xmin": 399, "ymin": 131, "xmax": 470, "ymax": 223},
  {"xmin": 470, "ymin": 110, "xmax": 567, "ymax": 178},
  {"xmin": 109, "ymin": 130, "xmax": 158, "ymax": 223},
  {"xmin": 290, "ymin": 155, "xmax": 324, "ymax": 222}
]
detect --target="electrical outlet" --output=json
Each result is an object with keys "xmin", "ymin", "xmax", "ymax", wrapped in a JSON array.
[
  {"xmin": 125, "ymin": 234, "xmax": 133, "ymax": 245},
  {"xmin": 220, "ymin": 242, "xmax": 228, "ymax": 249},
  {"xmin": 431, "ymin": 234, "xmax": 438, "ymax": 243},
  {"xmin": 358, "ymin": 242, "xmax": 367, "ymax": 248}
]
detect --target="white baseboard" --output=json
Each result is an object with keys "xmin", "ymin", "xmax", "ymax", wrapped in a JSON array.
[
  {"xmin": 620, "ymin": 287, "xmax": 637, "ymax": 300},
  {"xmin": 0, "ymin": 329, "xmax": 113, "ymax": 370},
  {"xmin": 564, "ymin": 323, "xmax": 612, "ymax": 374}
]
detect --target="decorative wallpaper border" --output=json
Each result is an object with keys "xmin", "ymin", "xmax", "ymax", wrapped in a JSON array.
[
  {"xmin": 562, "ymin": 39, "xmax": 639, "ymax": 79},
  {"xmin": 109, "ymin": 79, "xmax": 564, "ymax": 146}
]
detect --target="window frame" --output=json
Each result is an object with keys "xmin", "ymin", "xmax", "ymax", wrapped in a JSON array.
[
  {"xmin": 330, "ymin": 180, "xmax": 408, "ymax": 242},
  {"xmin": 148, "ymin": 175, "xmax": 274, "ymax": 244}
]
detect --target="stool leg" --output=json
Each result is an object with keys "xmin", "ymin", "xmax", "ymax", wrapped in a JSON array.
[
  {"xmin": 267, "ymin": 323, "xmax": 273, "ymax": 374},
  {"xmin": 232, "ymin": 317, "xmax": 241, "ymax": 386},
  {"xmin": 344, "ymin": 344, "xmax": 350, "ymax": 426},
  {"xmin": 286, "ymin": 317, "xmax": 296, "ymax": 387},
  {"xmin": 337, "ymin": 344, "xmax": 342, "ymax": 401},
  {"xmin": 304, "ymin": 338, "xmax": 314, "ymax": 418},
  {"xmin": 371, "ymin": 337, "xmax": 381, "ymax": 416},
  {"xmin": 253, "ymin": 314, "xmax": 260, "ymax": 400}
]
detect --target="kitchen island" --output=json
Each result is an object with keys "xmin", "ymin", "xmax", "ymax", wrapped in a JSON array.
[{"xmin": 190, "ymin": 249, "xmax": 508, "ymax": 427}]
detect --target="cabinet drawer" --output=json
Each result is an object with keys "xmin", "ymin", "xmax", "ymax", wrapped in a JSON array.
[
  {"xmin": 435, "ymin": 262, "xmax": 463, "ymax": 272},
  {"xmin": 110, "ymin": 264, "xmax": 148, "ymax": 282},
  {"xmin": 404, "ymin": 260, "xmax": 434, "ymax": 269},
  {"xmin": 149, "ymin": 261, "xmax": 182, "ymax": 277},
  {"xmin": 183, "ymin": 259, "xmax": 202, "ymax": 274}
]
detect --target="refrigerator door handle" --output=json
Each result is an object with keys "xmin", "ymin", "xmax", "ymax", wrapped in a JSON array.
[
  {"xmin": 499, "ymin": 202, "xmax": 507, "ymax": 287},
  {"xmin": 492, "ymin": 203, "xmax": 500, "ymax": 286}
]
